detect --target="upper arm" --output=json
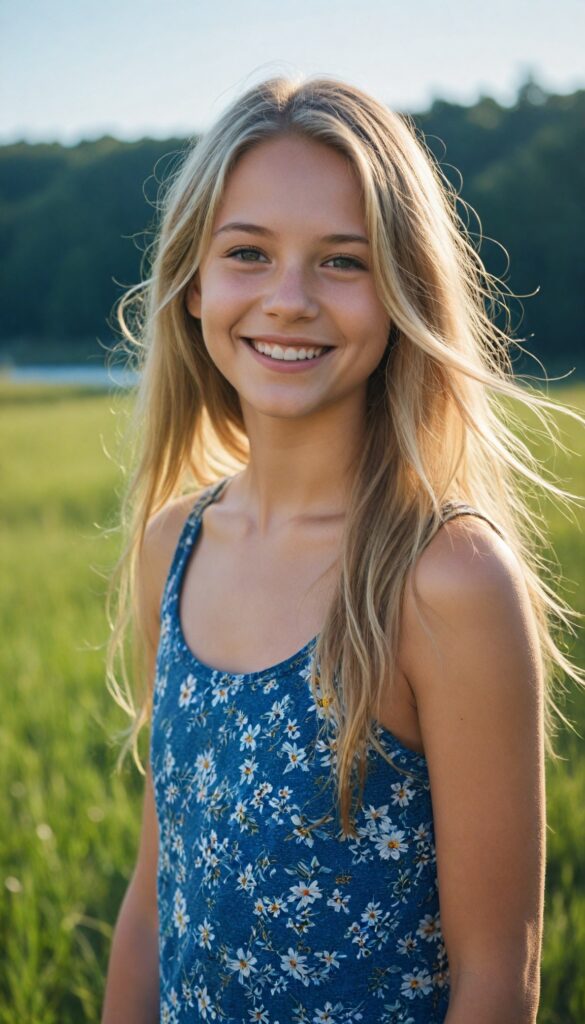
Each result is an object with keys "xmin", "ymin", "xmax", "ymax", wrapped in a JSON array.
[
  {"xmin": 400, "ymin": 517, "xmax": 545, "ymax": 1001},
  {"xmin": 130, "ymin": 494, "xmax": 199, "ymax": 912}
]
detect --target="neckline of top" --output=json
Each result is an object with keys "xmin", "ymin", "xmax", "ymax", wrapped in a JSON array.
[
  {"xmin": 171, "ymin": 475, "xmax": 321, "ymax": 680},
  {"xmin": 169, "ymin": 480, "xmax": 500, "ymax": 683},
  {"xmin": 167, "ymin": 476, "xmax": 430, "ymax": 764}
]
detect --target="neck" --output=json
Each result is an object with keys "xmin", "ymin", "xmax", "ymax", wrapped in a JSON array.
[{"xmin": 231, "ymin": 392, "xmax": 367, "ymax": 532}]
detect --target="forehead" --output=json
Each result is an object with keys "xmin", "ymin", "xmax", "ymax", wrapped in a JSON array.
[{"xmin": 214, "ymin": 134, "xmax": 366, "ymax": 234}]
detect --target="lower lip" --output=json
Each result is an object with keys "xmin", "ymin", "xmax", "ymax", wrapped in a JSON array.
[{"xmin": 242, "ymin": 338, "xmax": 334, "ymax": 373}]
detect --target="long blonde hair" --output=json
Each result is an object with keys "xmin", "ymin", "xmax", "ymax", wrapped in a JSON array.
[{"xmin": 105, "ymin": 74, "xmax": 585, "ymax": 835}]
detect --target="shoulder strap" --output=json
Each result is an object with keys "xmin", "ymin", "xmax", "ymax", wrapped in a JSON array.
[
  {"xmin": 189, "ymin": 476, "xmax": 231, "ymax": 521},
  {"xmin": 159, "ymin": 476, "xmax": 231, "ymax": 618},
  {"xmin": 438, "ymin": 501, "xmax": 506, "ymax": 541}
]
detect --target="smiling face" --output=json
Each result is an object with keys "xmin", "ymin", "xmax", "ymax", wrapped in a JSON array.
[{"xmin": 186, "ymin": 133, "xmax": 391, "ymax": 422}]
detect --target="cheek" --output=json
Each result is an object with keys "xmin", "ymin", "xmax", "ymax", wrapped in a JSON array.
[
  {"xmin": 199, "ymin": 269, "xmax": 248, "ymax": 321},
  {"xmin": 346, "ymin": 292, "xmax": 391, "ymax": 356}
]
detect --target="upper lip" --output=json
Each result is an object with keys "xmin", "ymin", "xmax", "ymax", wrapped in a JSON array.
[{"xmin": 245, "ymin": 335, "xmax": 332, "ymax": 348}]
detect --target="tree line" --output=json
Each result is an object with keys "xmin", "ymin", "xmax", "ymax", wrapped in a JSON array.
[{"xmin": 1, "ymin": 75, "xmax": 583, "ymax": 378}]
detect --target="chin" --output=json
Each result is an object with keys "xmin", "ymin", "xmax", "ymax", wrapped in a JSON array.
[{"xmin": 239, "ymin": 391, "xmax": 325, "ymax": 421}]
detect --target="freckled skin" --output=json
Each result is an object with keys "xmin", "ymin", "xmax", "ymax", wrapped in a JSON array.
[{"xmin": 186, "ymin": 134, "xmax": 391, "ymax": 424}]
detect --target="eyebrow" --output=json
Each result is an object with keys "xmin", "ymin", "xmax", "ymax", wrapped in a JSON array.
[{"xmin": 213, "ymin": 221, "xmax": 369, "ymax": 245}]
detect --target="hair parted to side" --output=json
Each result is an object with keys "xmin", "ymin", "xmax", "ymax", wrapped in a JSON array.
[{"xmin": 105, "ymin": 74, "xmax": 585, "ymax": 836}]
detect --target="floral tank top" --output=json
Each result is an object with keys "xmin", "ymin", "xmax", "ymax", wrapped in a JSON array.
[{"xmin": 150, "ymin": 477, "xmax": 502, "ymax": 1023}]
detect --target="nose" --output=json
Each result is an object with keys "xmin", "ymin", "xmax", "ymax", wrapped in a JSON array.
[{"xmin": 261, "ymin": 263, "xmax": 319, "ymax": 321}]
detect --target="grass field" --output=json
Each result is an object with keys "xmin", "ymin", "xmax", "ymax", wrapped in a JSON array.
[{"xmin": 0, "ymin": 378, "xmax": 583, "ymax": 1023}]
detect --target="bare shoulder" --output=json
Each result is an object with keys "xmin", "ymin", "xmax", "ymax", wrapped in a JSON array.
[
  {"xmin": 400, "ymin": 513, "xmax": 541, "ymax": 709},
  {"xmin": 142, "ymin": 492, "xmax": 200, "ymax": 580},
  {"xmin": 402, "ymin": 513, "xmax": 534, "ymax": 655},
  {"xmin": 399, "ymin": 514, "xmax": 545, "ymax": 988},
  {"xmin": 136, "ymin": 490, "xmax": 204, "ymax": 650},
  {"xmin": 409, "ymin": 511, "xmax": 521, "ymax": 601}
]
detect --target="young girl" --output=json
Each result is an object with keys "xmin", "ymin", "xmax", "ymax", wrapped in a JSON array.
[{"xmin": 101, "ymin": 76, "xmax": 584, "ymax": 1023}]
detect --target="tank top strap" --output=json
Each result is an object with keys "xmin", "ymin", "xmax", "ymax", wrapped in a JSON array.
[
  {"xmin": 160, "ymin": 476, "xmax": 232, "ymax": 617},
  {"xmin": 438, "ymin": 500, "xmax": 506, "ymax": 541}
]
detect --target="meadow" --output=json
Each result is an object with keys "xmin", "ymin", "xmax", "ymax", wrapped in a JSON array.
[{"xmin": 0, "ymin": 377, "xmax": 583, "ymax": 1023}]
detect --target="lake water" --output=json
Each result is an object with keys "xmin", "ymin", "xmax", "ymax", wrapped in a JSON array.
[{"xmin": 1, "ymin": 363, "xmax": 139, "ymax": 389}]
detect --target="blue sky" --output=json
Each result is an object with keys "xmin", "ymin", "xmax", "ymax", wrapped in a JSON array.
[{"xmin": 2, "ymin": 0, "xmax": 584, "ymax": 144}]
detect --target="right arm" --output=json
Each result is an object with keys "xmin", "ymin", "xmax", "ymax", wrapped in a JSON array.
[
  {"xmin": 101, "ymin": 497, "xmax": 196, "ymax": 1023},
  {"xmin": 100, "ymin": 765, "xmax": 160, "ymax": 1023}
]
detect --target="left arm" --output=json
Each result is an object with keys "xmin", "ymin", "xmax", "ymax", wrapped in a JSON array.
[{"xmin": 400, "ymin": 517, "xmax": 546, "ymax": 1023}]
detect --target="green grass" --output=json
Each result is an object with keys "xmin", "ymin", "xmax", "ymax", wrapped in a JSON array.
[{"xmin": 0, "ymin": 378, "xmax": 583, "ymax": 1022}]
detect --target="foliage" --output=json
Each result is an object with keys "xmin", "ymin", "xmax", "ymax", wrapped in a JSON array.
[{"xmin": 0, "ymin": 78, "xmax": 584, "ymax": 375}]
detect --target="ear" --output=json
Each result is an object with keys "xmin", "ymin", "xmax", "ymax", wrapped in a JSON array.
[{"xmin": 185, "ymin": 273, "xmax": 202, "ymax": 319}]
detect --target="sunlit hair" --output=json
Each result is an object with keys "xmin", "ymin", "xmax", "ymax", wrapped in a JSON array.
[{"xmin": 105, "ymin": 74, "xmax": 585, "ymax": 836}]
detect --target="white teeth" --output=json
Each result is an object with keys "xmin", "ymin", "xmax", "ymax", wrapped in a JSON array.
[{"xmin": 249, "ymin": 340, "xmax": 325, "ymax": 361}]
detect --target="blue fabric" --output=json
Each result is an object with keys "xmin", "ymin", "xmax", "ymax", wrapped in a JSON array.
[{"xmin": 151, "ymin": 478, "xmax": 451, "ymax": 1023}]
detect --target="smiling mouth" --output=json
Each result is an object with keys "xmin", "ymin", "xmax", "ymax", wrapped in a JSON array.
[{"xmin": 243, "ymin": 338, "xmax": 334, "ymax": 362}]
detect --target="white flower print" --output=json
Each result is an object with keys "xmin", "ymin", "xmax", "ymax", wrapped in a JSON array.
[
  {"xmin": 413, "ymin": 822, "xmax": 431, "ymax": 842},
  {"xmin": 195, "ymin": 984, "xmax": 217, "ymax": 1019},
  {"xmin": 434, "ymin": 963, "xmax": 450, "ymax": 989},
  {"xmin": 195, "ymin": 749, "xmax": 215, "ymax": 776},
  {"xmin": 350, "ymin": 931, "xmax": 370, "ymax": 959},
  {"xmin": 265, "ymin": 895, "xmax": 286, "ymax": 917},
  {"xmin": 211, "ymin": 683, "xmax": 229, "ymax": 706},
  {"xmin": 390, "ymin": 780, "xmax": 415, "ymax": 807},
  {"xmin": 417, "ymin": 912, "xmax": 442, "ymax": 942},
  {"xmin": 197, "ymin": 917, "xmax": 215, "ymax": 949},
  {"xmin": 240, "ymin": 757, "xmax": 258, "ymax": 784},
  {"xmin": 165, "ymin": 782, "xmax": 179, "ymax": 804},
  {"xmin": 178, "ymin": 674, "xmax": 197, "ymax": 708},
  {"xmin": 361, "ymin": 900, "xmax": 382, "ymax": 926},
  {"xmin": 229, "ymin": 800, "xmax": 247, "ymax": 825},
  {"xmin": 284, "ymin": 718, "xmax": 301, "ymax": 739},
  {"xmin": 251, "ymin": 781, "xmax": 273, "ymax": 808},
  {"xmin": 288, "ymin": 880, "xmax": 323, "ymax": 910},
  {"xmin": 154, "ymin": 668, "xmax": 168, "ymax": 701},
  {"xmin": 315, "ymin": 949, "xmax": 344, "ymax": 970},
  {"xmin": 315, "ymin": 735, "xmax": 336, "ymax": 767},
  {"xmin": 240, "ymin": 722, "xmax": 261, "ymax": 750},
  {"xmin": 290, "ymin": 813, "xmax": 315, "ymax": 847},
  {"xmin": 397, "ymin": 932, "xmax": 418, "ymax": 955},
  {"xmin": 363, "ymin": 804, "xmax": 392, "ymax": 829},
  {"xmin": 227, "ymin": 947, "xmax": 258, "ymax": 982},
  {"xmin": 269, "ymin": 976, "xmax": 287, "ymax": 997},
  {"xmin": 280, "ymin": 947, "xmax": 310, "ymax": 984},
  {"xmin": 248, "ymin": 1006, "xmax": 270, "ymax": 1022},
  {"xmin": 172, "ymin": 889, "xmax": 190, "ymax": 936},
  {"xmin": 171, "ymin": 833, "xmax": 184, "ymax": 857},
  {"xmin": 400, "ymin": 969, "xmax": 433, "ymax": 999},
  {"xmin": 163, "ymin": 747, "xmax": 175, "ymax": 778},
  {"xmin": 265, "ymin": 699, "xmax": 288, "ymax": 724},
  {"xmin": 181, "ymin": 980, "xmax": 193, "ymax": 1007},
  {"xmin": 312, "ymin": 1003, "xmax": 337, "ymax": 1022},
  {"xmin": 282, "ymin": 741, "xmax": 308, "ymax": 772},
  {"xmin": 374, "ymin": 828, "xmax": 408, "ymax": 861},
  {"xmin": 159, "ymin": 611, "xmax": 171, "ymax": 644},
  {"xmin": 161, "ymin": 1003, "xmax": 178, "ymax": 1024},
  {"xmin": 237, "ymin": 863, "xmax": 257, "ymax": 894},
  {"xmin": 327, "ymin": 888, "xmax": 351, "ymax": 913}
]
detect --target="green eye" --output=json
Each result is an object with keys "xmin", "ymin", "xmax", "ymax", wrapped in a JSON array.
[
  {"xmin": 228, "ymin": 247, "xmax": 266, "ymax": 262},
  {"xmin": 325, "ymin": 255, "xmax": 365, "ymax": 270}
]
